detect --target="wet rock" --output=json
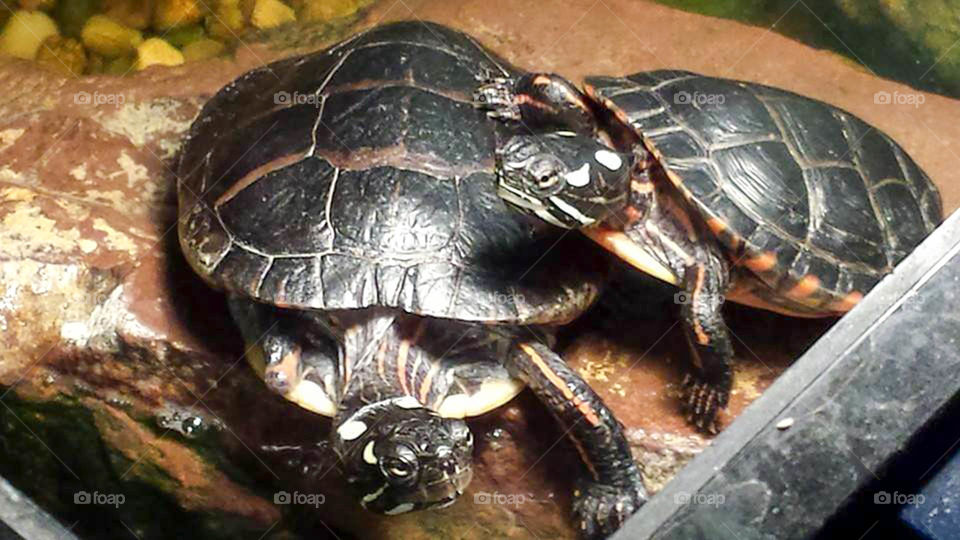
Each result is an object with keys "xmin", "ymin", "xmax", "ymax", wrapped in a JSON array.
[{"xmin": 1, "ymin": 2, "xmax": 958, "ymax": 540}]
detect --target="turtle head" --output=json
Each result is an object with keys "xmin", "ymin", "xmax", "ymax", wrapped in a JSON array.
[
  {"xmin": 334, "ymin": 397, "xmax": 473, "ymax": 515},
  {"xmin": 496, "ymin": 132, "xmax": 632, "ymax": 229}
]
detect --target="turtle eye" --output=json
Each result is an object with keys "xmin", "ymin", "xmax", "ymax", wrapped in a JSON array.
[
  {"xmin": 381, "ymin": 457, "xmax": 417, "ymax": 481},
  {"xmin": 536, "ymin": 174, "xmax": 559, "ymax": 189}
]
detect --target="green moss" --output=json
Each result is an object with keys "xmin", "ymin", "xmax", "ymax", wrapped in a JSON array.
[
  {"xmin": 652, "ymin": 0, "xmax": 960, "ymax": 98},
  {"xmin": 0, "ymin": 390, "xmax": 267, "ymax": 540},
  {"xmin": 164, "ymin": 23, "xmax": 206, "ymax": 48},
  {"xmin": 53, "ymin": 0, "xmax": 102, "ymax": 39}
]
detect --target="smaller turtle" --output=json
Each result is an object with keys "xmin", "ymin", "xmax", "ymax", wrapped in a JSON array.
[
  {"xmin": 178, "ymin": 22, "xmax": 647, "ymax": 538},
  {"xmin": 475, "ymin": 70, "xmax": 943, "ymax": 431}
]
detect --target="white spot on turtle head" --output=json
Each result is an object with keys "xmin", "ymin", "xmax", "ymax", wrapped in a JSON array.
[
  {"xmin": 363, "ymin": 441, "xmax": 377, "ymax": 465},
  {"xmin": 361, "ymin": 483, "xmax": 387, "ymax": 505},
  {"xmin": 555, "ymin": 131, "xmax": 577, "ymax": 138},
  {"xmin": 385, "ymin": 503, "xmax": 415, "ymax": 515},
  {"xmin": 337, "ymin": 420, "xmax": 367, "ymax": 441},
  {"xmin": 595, "ymin": 149, "xmax": 623, "ymax": 171},
  {"xmin": 394, "ymin": 396, "xmax": 422, "ymax": 409},
  {"xmin": 563, "ymin": 163, "xmax": 591, "ymax": 187}
]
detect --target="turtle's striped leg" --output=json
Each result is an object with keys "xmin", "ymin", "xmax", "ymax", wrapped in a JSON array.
[
  {"xmin": 613, "ymin": 183, "xmax": 735, "ymax": 433},
  {"xmin": 508, "ymin": 340, "xmax": 646, "ymax": 539},
  {"xmin": 676, "ymin": 251, "xmax": 734, "ymax": 433}
]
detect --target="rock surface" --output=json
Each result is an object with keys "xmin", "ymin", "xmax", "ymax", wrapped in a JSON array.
[{"xmin": 0, "ymin": 1, "xmax": 957, "ymax": 539}]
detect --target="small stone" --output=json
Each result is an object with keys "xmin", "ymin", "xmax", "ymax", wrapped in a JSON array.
[
  {"xmin": 101, "ymin": 0, "xmax": 154, "ymax": 30},
  {"xmin": 776, "ymin": 417, "xmax": 795, "ymax": 430},
  {"xmin": 205, "ymin": 2, "xmax": 245, "ymax": 41},
  {"xmin": 182, "ymin": 38, "xmax": 226, "ymax": 62},
  {"xmin": 82, "ymin": 15, "xmax": 143, "ymax": 57},
  {"xmin": 135, "ymin": 37, "xmax": 184, "ymax": 70},
  {"xmin": 298, "ymin": 0, "xmax": 361, "ymax": 22},
  {"xmin": 35, "ymin": 35, "xmax": 88, "ymax": 77},
  {"xmin": 77, "ymin": 239, "xmax": 99, "ymax": 254},
  {"xmin": 0, "ymin": 10, "xmax": 59, "ymax": 60},
  {"xmin": 250, "ymin": 0, "xmax": 296, "ymax": 30},
  {"xmin": 153, "ymin": 0, "xmax": 204, "ymax": 30}
]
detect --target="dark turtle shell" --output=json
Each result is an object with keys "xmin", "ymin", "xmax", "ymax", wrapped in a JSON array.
[
  {"xmin": 177, "ymin": 22, "xmax": 599, "ymax": 324},
  {"xmin": 586, "ymin": 70, "xmax": 942, "ymax": 311}
]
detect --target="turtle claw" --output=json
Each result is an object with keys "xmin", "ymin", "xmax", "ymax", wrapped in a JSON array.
[
  {"xmin": 681, "ymin": 374, "xmax": 729, "ymax": 434},
  {"xmin": 572, "ymin": 480, "xmax": 647, "ymax": 540},
  {"xmin": 473, "ymin": 73, "xmax": 521, "ymax": 122}
]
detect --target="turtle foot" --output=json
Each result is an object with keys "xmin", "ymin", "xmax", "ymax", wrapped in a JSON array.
[
  {"xmin": 681, "ymin": 374, "xmax": 729, "ymax": 434},
  {"xmin": 572, "ymin": 479, "xmax": 647, "ymax": 540}
]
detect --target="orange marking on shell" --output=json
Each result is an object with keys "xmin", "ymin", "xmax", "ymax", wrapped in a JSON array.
[
  {"xmin": 583, "ymin": 227, "xmax": 679, "ymax": 285},
  {"xmin": 706, "ymin": 218, "xmax": 727, "ymax": 236},
  {"xmin": 215, "ymin": 152, "xmax": 305, "ymax": 207},
  {"xmin": 828, "ymin": 291, "xmax": 864, "ymax": 312},
  {"xmin": 787, "ymin": 275, "xmax": 822, "ymax": 299},
  {"xmin": 744, "ymin": 252, "xmax": 778, "ymax": 273},
  {"xmin": 690, "ymin": 266, "xmax": 711, "ymax": 345},
  {"xmin": 519, "ymin": 343, "xmax": 601, "ymax": 427}
]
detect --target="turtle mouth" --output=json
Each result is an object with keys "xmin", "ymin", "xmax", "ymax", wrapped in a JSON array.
[{"xmin": 418, "ymin": 466, "xmax": 473, "ymax": 509}]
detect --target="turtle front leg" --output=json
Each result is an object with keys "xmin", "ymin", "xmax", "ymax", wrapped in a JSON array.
[
  {"xmin": 507, "ymin": 340, "xmax": 646, "ymax": 539},
  {"xmin": 474, "ymin": 72, "xmax": 598, "ymax": 136},
  {"xmin": 227, "ymin": 296, "xmax": 303, "ymax": 396},
  {"xmin": 677, "ymin": 255, "xmax": 734, "ymax": 433}
]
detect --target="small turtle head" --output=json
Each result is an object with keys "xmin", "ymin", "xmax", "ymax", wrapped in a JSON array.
[
  {"xmin": 335, "ymin": 398, "xmax": 473, "ymax": 515},
  {"xmin": 496, "ymin": 132, "xmax": 632, "ymax": 229}
]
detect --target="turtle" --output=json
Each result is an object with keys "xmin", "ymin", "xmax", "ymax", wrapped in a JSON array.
[
  {"xmin": 474, "ymin": 69, "xmax": 943, "ymax": 432},
  {"xmin": 176, "ymin": 21, "xmax": 646, "ymax": 538}
]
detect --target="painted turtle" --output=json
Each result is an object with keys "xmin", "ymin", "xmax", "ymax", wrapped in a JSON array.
[
  {"xmin": 475, "ymin": 70, "xmax": 943, "ymax": 431},
  {"xmin": 177, "ymin": 22, "xmax": 645, "ymax": 538}
]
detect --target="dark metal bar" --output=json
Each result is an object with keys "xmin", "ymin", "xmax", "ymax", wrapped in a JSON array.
[
  {"xmin": 614, "ymin": 207, "xmax": 960, "ymax": 540},
  {"xmin": 0, "ymin": 476, "xmax": 78, "ymax": 540}
]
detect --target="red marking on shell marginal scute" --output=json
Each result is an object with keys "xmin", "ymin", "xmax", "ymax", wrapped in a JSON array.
[
  {"xmin": 786, "ymin": 275, "xmax": 822, "ymax": 299},
  {"xmin": 706, "ymin": 218, "xmax": 727, "ymax": 236},
  {"xmin": 743, "ymin": 252, "xmax": 778, "ymax": 273},
  {"xmin": 828, "ymin": 291, "xmax": 864, "ymax": 312}
]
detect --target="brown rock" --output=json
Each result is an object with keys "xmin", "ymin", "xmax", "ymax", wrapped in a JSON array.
[{"xmin": 1, "ymin": 2, "xmax": 957, "ymax": 540}]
